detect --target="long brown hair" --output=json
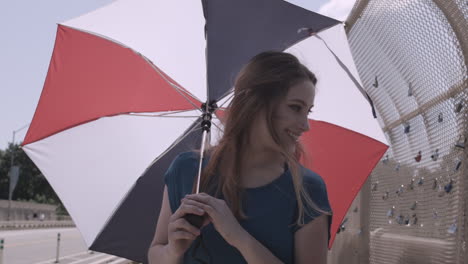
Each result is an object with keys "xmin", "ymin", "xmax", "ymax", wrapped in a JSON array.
[{"xmin": 196, "ymin": 51, "xmax": 331, "ymax": 226}]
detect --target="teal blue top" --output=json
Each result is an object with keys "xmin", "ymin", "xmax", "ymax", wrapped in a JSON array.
[{"xmin": 164, "ymin": 152, "xmax": 332, "ymax": 264}]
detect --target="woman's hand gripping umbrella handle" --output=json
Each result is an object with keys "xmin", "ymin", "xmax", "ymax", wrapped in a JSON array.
[{"xmin": 184, "ymin": 213, "xmax": 205, "ymax": 228}]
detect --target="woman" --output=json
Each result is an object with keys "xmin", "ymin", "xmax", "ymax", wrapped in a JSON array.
[{"xmin": 148, "ymin": 51, "xmax": 332, "ymax": 264}]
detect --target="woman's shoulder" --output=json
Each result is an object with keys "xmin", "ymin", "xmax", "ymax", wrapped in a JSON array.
[
  {"xmin": 164, "ymin": 151, "xmax": 201, "ymax": 212},
  {"xmin": 164, "ymin": 151, "xmax": 200, "ymax": 183},
  {"xmin": 300, "ymin": 166, "xmax": 327, "ymax": 191},
  {"xmin": 299, "ymin": 166, "xmax": 331, "ymax": 209},
  {"xmin": 173, "ymin": 151, "xmax": 200, "ymax": 163},
  {"xmin": 167, "ymin": 151, "xmax": 200, "ymax": 171}
]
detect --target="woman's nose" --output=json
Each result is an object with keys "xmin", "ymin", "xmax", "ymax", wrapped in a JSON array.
[{"xmin": 300, "ymin": 116, "xmax": 310, "ymax": 132}]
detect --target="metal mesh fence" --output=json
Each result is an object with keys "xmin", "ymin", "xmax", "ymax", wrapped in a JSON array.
[{"xmin": 347, "ymin": 0, "xmax": 467, "ymax": 263}]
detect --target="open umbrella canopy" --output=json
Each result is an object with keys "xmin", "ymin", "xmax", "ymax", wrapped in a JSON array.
[{"xmin": 22, "ymin": 0, "xmax": 388, "ymax": 262}]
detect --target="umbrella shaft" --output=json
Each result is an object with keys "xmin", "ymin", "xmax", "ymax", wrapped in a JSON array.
[{"xmin": 195, "ymin": 130, "xmax": 208, "ymax": 194}]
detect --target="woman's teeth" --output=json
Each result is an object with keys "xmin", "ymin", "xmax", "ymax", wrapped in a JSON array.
[{"xmin": 287, "ymin": 131, "xmax": 300, "ymax": 141}]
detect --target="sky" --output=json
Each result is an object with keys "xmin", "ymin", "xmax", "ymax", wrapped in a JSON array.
[{"xmin": 0, "ymin": 0, "xmax": 355, "ymax": 150}]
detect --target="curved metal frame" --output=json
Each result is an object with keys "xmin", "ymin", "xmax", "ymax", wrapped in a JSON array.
[{"xmin": 344, "ymin": 1, "xmax": 468, "ymax": 263}]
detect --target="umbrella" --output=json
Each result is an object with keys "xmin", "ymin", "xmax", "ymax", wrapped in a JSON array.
[{"xmin": 22, "ymin": 0, "xmax": 388, "ymax": 262}]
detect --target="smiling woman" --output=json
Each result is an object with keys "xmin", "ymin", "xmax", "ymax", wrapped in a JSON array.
[
  {"xmin": 272, "ymin": 80, "xmax": 315, "ymax": 151},
  {"xmin": 148, "ymin": 51, "xmax": 333, "ymax": 264}
]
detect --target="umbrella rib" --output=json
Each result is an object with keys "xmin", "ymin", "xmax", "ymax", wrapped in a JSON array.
[
  {"xmin": 151, "ymin": 109, "xmax": 194, "ymax": 116},
  {"xmin": 169, "ymin": 84, "xmax": 202, "ymax": 111},
  {"xmin": 216, "ymin": 88, "xmax": 235, "ymax": 106},
  {"xmin": 211, "ymin": 120, "xmax": 224, "ymax": 133},
  {"xmin": 217, "ymin": 92, "xmax": 234, "ymax": 109},
  {"xmin": 313, "ymin": 34, "xmax": 370, "ymax": 104},
  {"xmin": 131, "ymin": 115, "xmax": 200, "ymax": 118},
  {"xmin": 142, "ymin": 56, "xmax": 203, "ymax": 112},
  {"xmin": 191, "ymin": 126, "xmax": 203, "ymax": 133},
  {"xmin": 125, "ymin": 109, "xmax": 194, "ymax": 116},
  {"xmin": 126, "ymin": 113, "xmax": 201, "ymax": 118},
  {"xmin": 145, "ymin": 120, "xmax": 201, "ymax": 169}
]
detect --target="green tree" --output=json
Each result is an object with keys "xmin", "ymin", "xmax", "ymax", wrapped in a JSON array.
[
  {"xmin": 0, "ymin": 143, "xmax": 67, "ymax": 214},
  {"xmin": 0, "ymin": 149, "xmax": 4, "ymax": 169}
]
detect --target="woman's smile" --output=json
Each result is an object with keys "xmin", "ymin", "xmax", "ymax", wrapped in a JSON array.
[{"xmin": 286, "ymin": 129, "xmax": 301, "ymax": 142}]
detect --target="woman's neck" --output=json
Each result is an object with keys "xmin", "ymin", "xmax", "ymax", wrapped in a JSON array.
[
  {"xmin": 238, "ymin": 146, "xmax": 286, "ymax": 188},
  {"xmin": 242, "ymin": 148, "xmax": 285, "ymax": 169}
]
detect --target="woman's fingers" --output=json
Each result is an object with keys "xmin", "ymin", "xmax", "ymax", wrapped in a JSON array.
[
  {"xmin": 181, "ymin": 198, "xmax": 213, "ymax": 227},
  {"xmin": 171, "ymin": 230, "xmax": 197, "ymax": 241},
  {"xmin": 181, "ymin": 197, "xmax": 204, "ymax": 207},
  {"xmin": 169, "ymin": 218, "xmax": 200, "ymax": 236},
  {"xmin": 185, "ymin": 193, "xmax": 215, "ymax": 206},
  {"xmin": 182, "ymin": 198, "xmax": 214, "ymax": 213},
  {"xmin": 185, "ymin": 194, "xmax": 219, "ymax": 212},
  {"xmin": 184, "ymin": 194, "xmax": 220, "ymax": 216},
  {"xmin": 182, "ymin": 196, "xmax": 223, "ymax": 230},
  {"xmin": 171, "ymin": 203, "xmax": 205, "ymax": 221}
]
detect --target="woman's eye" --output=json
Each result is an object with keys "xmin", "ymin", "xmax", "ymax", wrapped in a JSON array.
[{"xmin": 289, "ymin": 105, "xmax": 301, "ymax": 112}]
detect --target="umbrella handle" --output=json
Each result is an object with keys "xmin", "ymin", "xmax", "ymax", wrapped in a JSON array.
[{"xmin": 184, "ymin": 213, "xmax": 205, "ymax": 228}]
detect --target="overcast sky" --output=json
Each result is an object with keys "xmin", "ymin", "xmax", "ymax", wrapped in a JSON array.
[{"xmin": 0, "ymin": 0, "xmax": 355, "ymax": 150}]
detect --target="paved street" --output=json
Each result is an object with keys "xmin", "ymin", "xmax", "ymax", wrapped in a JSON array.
[{"xmin": 0, "ymin": 228, "xmax": 131, "ymax": 264}]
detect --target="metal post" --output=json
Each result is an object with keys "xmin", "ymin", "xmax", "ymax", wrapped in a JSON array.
[
  {"xmin": 0, "ymin": 238, "xmax": 4, "ymax": 264},
  {"xmin": 359, "ymin": 177, "xmax": 371, "ymax": 264},
  {"xmin": 7, "ymin": 131, "xmax": 15, "ymax": 222},
  {"xmin": 7, "ymin": 124, "xmax": 29, "ymax": 221},
  {"xmin": 55, "ymin": 233, "xmax": 61, "ymax": 263}
]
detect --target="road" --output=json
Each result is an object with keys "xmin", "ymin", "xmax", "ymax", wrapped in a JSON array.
[{"xmin": 0, "ymin": 228, "xmax": 131, "ymax": 264}]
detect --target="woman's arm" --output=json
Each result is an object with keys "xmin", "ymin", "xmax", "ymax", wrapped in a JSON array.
[
  {"xmin": 294, "ymin": 214, "xmax": 329, "ymax": 264},
  {"xmin": 147, "ymin": 187, "xmax": 183, "ymax": 264}
]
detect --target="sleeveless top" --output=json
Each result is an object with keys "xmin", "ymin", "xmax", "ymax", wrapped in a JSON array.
[{"xmin": 164, "ymin": 152, "xmax": 332, "ymax": 264}]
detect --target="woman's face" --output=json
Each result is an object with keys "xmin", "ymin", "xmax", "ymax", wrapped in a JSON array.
[{"xmin": 250, "ymin": 80, "xmax": 315, "ymax": 153}]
